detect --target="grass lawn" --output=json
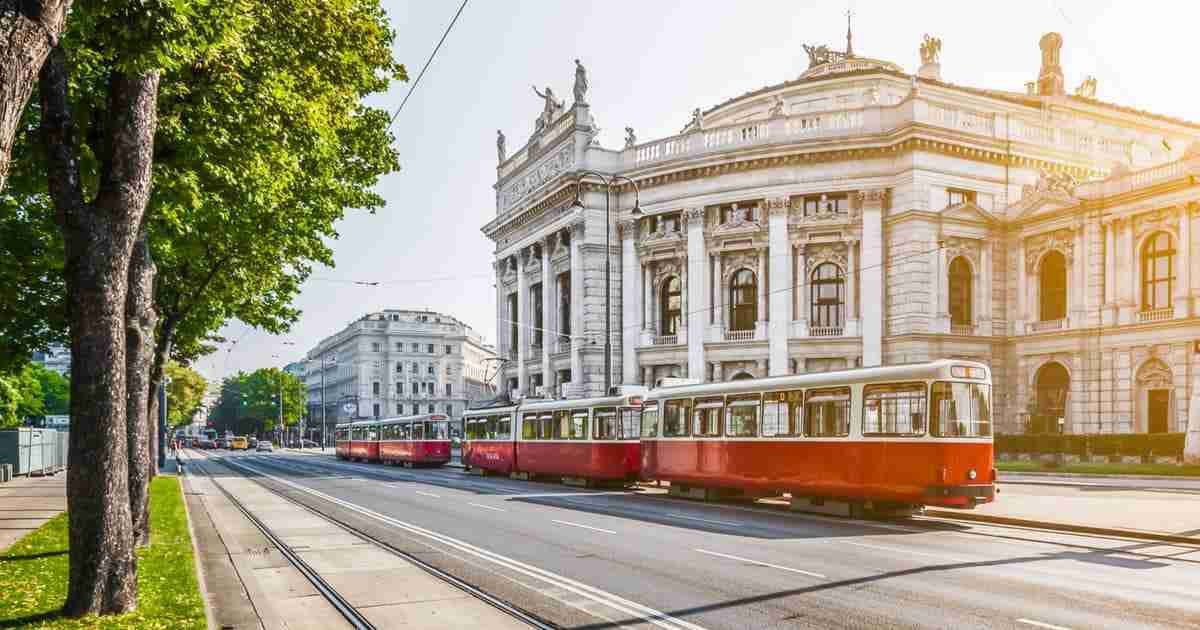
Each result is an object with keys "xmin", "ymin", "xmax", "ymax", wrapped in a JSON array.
[
  {"xmin": 0, "ymin": 476, "xmax": 206, "ymax": 629},
  {"xmin": 998, "ymin": 460, "xmax": 1200, "ymax": 477}
]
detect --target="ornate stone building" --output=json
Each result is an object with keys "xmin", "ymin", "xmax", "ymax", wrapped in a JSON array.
[{"xmin": 483, "ymin": 30, "xmax": 1200, "ymax": 437}]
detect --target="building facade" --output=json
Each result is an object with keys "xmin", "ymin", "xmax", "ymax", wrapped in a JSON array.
[
  {"xmin": 31, "ymin": 344, "xmax": 71, "ymax": 376},
  {"xmin": 304, "ymin": 310, "xmax": 497, "ymax": 433},
  {"xmin": 484, "ymin": 29, "xmax": 1200, "ymax": 437}
]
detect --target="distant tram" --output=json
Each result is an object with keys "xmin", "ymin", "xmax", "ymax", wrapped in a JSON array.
[
  {"xmin": 334, "ymin": 414, "xmax": 452, "ymax": 467},
  {"xmin": 463, "ymin": 389, "xmax": 645, "ymax": 484},
  {"xmin": 640, "ymin": 360, "xmax": 995, "ymax": 510}
]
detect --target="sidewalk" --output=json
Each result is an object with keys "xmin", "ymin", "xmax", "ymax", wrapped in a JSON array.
[
  {"xmin": 0, "ymin": 474, "xmax": 66, "ymax": 554},
  {"xmin": 926, "ymin": 481, "xmax": 1200, "ymax": 544},
  {"xmin": 183, "ymin": 451, "xmax": 528, "ymax": 629}
]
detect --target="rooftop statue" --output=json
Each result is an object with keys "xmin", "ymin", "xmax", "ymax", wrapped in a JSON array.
[
  {"xmin": 1033, "ymin": 168, "xmax": 1078, "ymax": 196},
  {"xmin": 1074, "ymin": 76, "xmax": 1097, "ymax": 99},
  {"xmin": 768, "ymin": 95, "xmax": 785, "ymax": 118},
  {"xmin": 624, "ymin": 126, "xmax": 636, "ymax": 149},
  {"xmin": 681, "ymin": 107, "xmax": 705, "ymax": 134},
  {"xmin": 803, "ymin": 43, "xmax": 833, "ymax": 68},
  {"xmin": 574, "ymin": 59, "xmax": 589, "ymax": 104},
  {"xmin": 919, "ymin": 34, "xmax": 942, "ymax": 65},
  {"xmin": 532, "ymin": 85, "xmax": 563, "ymax": 132},
  {"xmin": 496, "ymin": 129, "xmax": 506, "ymax": 163}
]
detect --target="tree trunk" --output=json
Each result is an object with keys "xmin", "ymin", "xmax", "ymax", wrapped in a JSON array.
[
  {"xmin": 125, "ymin": 226, "xmax": 156, "ymax": 547},
  {"xmin": 0, "ymin": 0, "xmax": 71, "ymax": 191},
  {"xmin": 40, "ymin": 46, "xmax": 160, "ymax": 617},
  {"xmin": 146, "ymin": 318, "xmax": 176, "ymax": 481}
]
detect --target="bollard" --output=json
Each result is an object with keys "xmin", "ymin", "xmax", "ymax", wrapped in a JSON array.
[{"xmin": 1, "ymin": 463, "xmax": 10, "ymax": 483}]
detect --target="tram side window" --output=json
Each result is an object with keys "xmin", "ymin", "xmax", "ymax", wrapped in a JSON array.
[
  {"xmin": 570, "ymin": 411, "xmax": 588, "ymax": 440},
  {"xmin": 619, "ymin": 407, "xmax": 640, "ymax": 440},
  {"xmin": 412, "ymin": 422, "xmax": 425, "ymax": 440},
  {"xmin": 496, "ymin": 415, "xmax": 511, "ymax": 440},
  {"xmin": 400, "ymin": 422, "xmax": 411, "ymax": 440},
  {"xmin": 762, "ymin": 391, "xmax": 803, "ymax": 437},
  {"xmin": 522, "ymin": 413, "xmax": 539, "ymax": 440},
  {"xmin": 805, "ymin": 388, "xmax": 851, "ymax": 437},
  {"xmin": 554, "ymin": 410, "xmax": 571, "ymax": 439},
  {"xmin": 662, "ymin": 400, "xmax": 691, "ymax": 437},
  {"xmin": 694, "ymin": 397, "xmax": 723, "ymax": 437},
  {"xmin": 641, "ymin": 403, "xmax": 659, "ymax": 438},
  {"xmin": 863, "ymin": 383, "xmax": 927, "ymax": 436},
  {"xmin": 594, "ymin": 407, "xmax": 618, "ymax": 440},
  {"xmin": 538, "ymin": 414, "xmax": 553, "ymax": 439},
  {"xmin": 429, "ymin": 421, "xmax": 450, "ymax": 440},
  {"xmin": 726, "ymin": 395, "xmax": 760, "ymax": 437},
  {"xmin": 931, "ymin": 382, "xmax": 992, "ymax": 437},
  {"xmin": 367, "ymin": 427, "xmax": 379, "ymax": 441}
]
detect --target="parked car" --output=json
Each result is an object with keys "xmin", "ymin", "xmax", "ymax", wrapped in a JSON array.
[
  {"xmin": 189, "ymin": 437, "xmax": 201, "ymax": 448},
  {"xmin": 214, "ymin": 438, "xmax": 229, "ymax": 449},
  {"xmin": 197, "ymin": 438, "xmax": 215, "ymax": 449},
  {"xmin": 256, "ymin": 441, "xmax": 274, "ymax": 452},
  {"xmin": 230, "ymin": 436, "xmax": 248, "ymax": 450},
  {"xmin": 248, "ymin": 437, "xmax": 258, "ymax": 448}
]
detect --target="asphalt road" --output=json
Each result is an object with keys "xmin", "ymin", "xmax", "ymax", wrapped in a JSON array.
[{"xmin": 192, "ymin": 450, "xmax": 1200, "ymax": 630}]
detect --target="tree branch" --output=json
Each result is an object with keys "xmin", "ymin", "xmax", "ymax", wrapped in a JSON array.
[{"xmin": 37, "ymin": 45, "xmax": 83, "ymax": 223}]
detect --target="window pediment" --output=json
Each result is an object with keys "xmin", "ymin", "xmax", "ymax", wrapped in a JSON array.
[{"xmin": 940, "ymin": 201, "xmax": 998, "ymax": 225}]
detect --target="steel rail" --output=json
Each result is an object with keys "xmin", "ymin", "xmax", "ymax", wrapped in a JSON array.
[
  {"xmin": 218, "ymin": 453, "xmax": 557, "ymax": 630},
  {"xmin": 185, "ymin": 456, "xmax": 377, "ymax": 630}
]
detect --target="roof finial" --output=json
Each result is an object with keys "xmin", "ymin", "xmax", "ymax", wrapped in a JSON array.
[{"xmin": 845, "ymin": 9, "xmax": 854, "ymax": 57}]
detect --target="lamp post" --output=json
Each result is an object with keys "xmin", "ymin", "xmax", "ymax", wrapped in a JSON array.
[
  {"xmin": 317, "ymin": 354, "xmax": 336, "ymax": 450},
  {"xmin": 570, "ymin": 171, "xmax": 642, "ymax": 395}
]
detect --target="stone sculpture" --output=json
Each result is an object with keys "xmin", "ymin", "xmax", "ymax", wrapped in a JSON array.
[
  {"xmin": 574, "ymin": 59, "xmax": 588, "ymax": 104},
  {"xmin": 624, "ymin": 126, "xmax": 636, "ymax": 148},
  {"xmin": 496, "ymin": 129, "xmax": 506, "ymax": 162},
  {"xmin": 920, "ymin": 34, "xmax": 942, "ymax": 65}
]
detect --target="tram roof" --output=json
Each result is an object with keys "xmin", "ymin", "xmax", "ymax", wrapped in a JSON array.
[
  {"xmin": 462, "ymin": 386, "xmax": 651, "ymax": 417},
  {"xmin": 336, "ymin": 413, "xmax": 449, "ymax": 428},
  {"xmin": 645, "ymin": 359, "xmax": 989, "ymax": 400}
]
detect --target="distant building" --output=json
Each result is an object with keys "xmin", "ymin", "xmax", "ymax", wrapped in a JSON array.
[
  {"xmin": 304, "ymin": 310, "xmax": 498, "ymax": 433},
  {"xmin": 31, "ymin": 344, "xmax": 70, "ymax": 376},
  {"xmin": 282, "ymin": 361, "xmax": 305, "ymax": 380}
]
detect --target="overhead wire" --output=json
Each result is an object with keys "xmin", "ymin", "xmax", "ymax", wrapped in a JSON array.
[{"xmin": 388, "ymin": 0, "xmax": 469, "ymax": 129}]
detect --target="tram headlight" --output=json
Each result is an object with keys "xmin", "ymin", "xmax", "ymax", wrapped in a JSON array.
[{"xmin": 967, "ymin": 468, "xmax": 978, "ymax": 481}]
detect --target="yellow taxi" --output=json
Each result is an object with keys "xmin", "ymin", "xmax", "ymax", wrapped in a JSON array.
[{"xmin": 230, "ymin": 436, "xmax": 249, "ymax": 450}]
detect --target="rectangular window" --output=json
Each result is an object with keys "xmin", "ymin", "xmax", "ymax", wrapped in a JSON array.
[
  {"xmin": 593, "ymin": 407, "xmax": 618, "ymax": 440},
  {"xmin": 641, "ymin": 403, "xmax": 659, "ymax": 438},
  {"xmin": 445, "ymin": 404, "xmax": 453, "ymax": 415},
  {"xmin": 412, "ymin": 404, "xmax": 419, "ymax": 416},
  {"xmin": 372, "ymin": 381, "xmax": 381, "ymax": 395},
  {"xmin": 946, "ymin": 188, "xmax": 976, "ymax": 207},
  {"xmin": 496, "ymin": 414, "xmax": 511, "ymax": 439},
  {"xmin": 445, "ymin": 383, "xmax": 452, "ymax": 397},
  {"xmin": 693, "ymin": 397, "xmax": 723, "ymax": 437},
  {"xmin": 805, "ymin": 387, "xmax": 850, "ymax": 437},
  {"xmin": 395, "ymin": 382, "xmax": 402, "ymax": 396},
  {"xmin": 399, "ymin": 422, "xmax": 411, "ymax": 440},
  {"xmin": 373, "ymin": 403, "xmax": 381, "ymax": 418},
  {"xmin": 762, "ymin": 390, "xmax": 803, "ymax": 437},
  {"xmin": 428, "ymin": 365, "xmax": 435, "ymax": 375},
  {"xmin": 427, "ymin": 344, "xmax": 434, "ymax": 353},
  {"xmin": 427, "ymin": 404, "xmax": 434, "ymax": 414},
  {"xmin": 396, "ymin": 403, "xmax": 402, "ymax": 415},
  {"xmin": 395, "ymin": 362, "xmax": 403, "ymax": 373},
  {"xmin": 554, "ymin": 410, "xmax": 571, "ymax": 439},
  {"xmin": 411, "ymin": 342, "xmax": 419, "ymax": 352},
  {"xmin": 662, "ymin": 399, "xmax": 691, "ymax": 437},
  {"xmin": 531, "ymin": 282, "xmax": 543, "ymax": 347},
  {"xmin": 371, "ymin": 342, "xmax": 381, "ymax": 352},
  {"xmin": 619, "ymin": 408, "xmax": 640, "ymax": 440},
  {"xmin": 522, "ymin": 413, "xmax": 538, "ymax": 439},
  {"xmin": 395, "ymin": 342, "xmax": 403, "ymax": 351},
  {"xmin": 931, "ymin": 382, "xmax": 992, "ymax": 437},
  {"xmin": 725, "ymin": 395, "xmax": 760, "ymax": 437},
  {"xmin": 411, "ymin": 382, "xmax": 418, "ymax": 395},
  {"xmin": 570, "ymin": 411, "xmax": 588, "ymax": 440},
  {"xmin": 863, "ymin": 383, "xmax": 927, "ymax": 436},
  {"xmin": 445, "ymin": 345, "xmax": 452, "ymax": 354}
]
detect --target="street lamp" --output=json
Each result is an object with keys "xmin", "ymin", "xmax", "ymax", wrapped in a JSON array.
[
  {"xmin": 570, "ymin": 171, "xmax": 642, "ymax": 395},
  {"xmin": 315, "ymin": 354, "xmax": 337, "ymax": 450}
]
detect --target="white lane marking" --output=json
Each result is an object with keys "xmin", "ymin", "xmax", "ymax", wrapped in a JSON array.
[
  {"xmin": 224, "ymin": 459, "xmax": 703, "ymax": 630},
  {"xmin": 1016, "ymin": 619, "xmax": 1072, "ymax": 630},
  {"xmin": 415, "ymin": 490, "xmax": 442, "ymax": 498},
  {"xmin": 839, "ymin": 540, "xmax": 969, "ymax": 562},
  {"xmin": 694, "ymin": 548, "xmax": 826, "ymax": 579},
  {"xmin": 667, "ymin": 513, "xmax": 742, "ymax": 528},
  {"xmin": 552, "ymin": 519, "xmax": 616, "ymax": 535},
  {"xmin": 469, "ymin": 502, "xmax": 506, "ymax": 512}
]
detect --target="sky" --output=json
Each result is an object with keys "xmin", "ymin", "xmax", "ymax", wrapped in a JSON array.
[{"xmin": 195, "ymin": 0, "xmax": 1200, "ymax": 382}]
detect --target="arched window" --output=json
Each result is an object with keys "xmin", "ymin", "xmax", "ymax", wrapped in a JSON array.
[
  {"xmin": 660, "ymin": 276, "xmax": 681, "ymax": 335},
  {"xmin": 1141, "ymin": 232, "xmax": 1174, "ymax": 311},
  {"xmin": 730, "ymin": 372, "xmax": 754, "ymax": 381},
  {"xmin": 1038, "ymin": 251, "xmax": 1067, "ymax": 321},
  {"xmin": 729, "ymin": 269, "xmax": 757, "ymax": 331},
  {"xmin": 949, "ymin": 256, "xmax": 973, "ymax": 327},
  {"xmin": 1032, "ymin": 362, "xmax": 1069, "ymax": 434},
  {"xmin": 810, "ymin": 263, "xmax": 844, "ymax": 329}
]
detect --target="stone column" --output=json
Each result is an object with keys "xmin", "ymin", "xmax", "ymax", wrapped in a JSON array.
[
  {"xmin": 542, "ymin": 241, "xmax": 553, "ymax": 394},
  {"xmin": 767, "ymin": 197, "xmax": 791, "ymax": 375},
  {"xmin": 756, "ymin": 246, "xmax": 768, "ymax": 339},
  {"xmin": 516, "ymin": 248, "xmax": 528, "ymax": 396},
  {"xmin": 714, "ymin": 252, "xmax": 725, "ymax": 330},
  {"xmin": 1191, "ymin": 203, "xmax": 1200, "ymax": 304},
  {"xmin": 620, "ymin": 220, "xmax": 639, "ymax": 386},
  {"xmin": 1120, "ymin": 217, "xmax": 1137, "ymax": 323},
  {"xmin": 845, "ymin": 240, "xmax": 859, "ymax": 333},
  {"xmin": 570, "ymin": 223, "xmax": 584, "ymax": 392},
  {"xmin": 685, "ymin": 208, "xmax": 707, "ymax": 380},
  {"xmin": 1176, "ymin": 205, "xmax": 1192, "ymax": 318},
  {"xmin": 679, "ymin": 255, "xmax": 689, "ymax": 342},
  {"xmin": 642, "ymin": 262, "xmax": 652, "ymax": 333},
  {"xmin": 1187, "ymin": 348, "xmax": 1200, "ymax": 464},
  {"xmin": 859, "ymin": 189, "xmax": 886, "ymax": 366},
  {"xmin": 711, "ymin": 361, "xmax": 723, "ymax": 383},
  {"xmin": 1103, "ymin": 220, "xmax": 1117, "ymax": 325},
  {"xmin": 1016, "ymin": 235, "xmax": 1027, "ymax": 333},
  {"xmin": 980, "ymin": 240, "xmax": 992, "ymax": 334},
  {"xmin": 935, "ymin": 242, "xmax": 949, "ymax": 333},
  {"xmin": 494, "ymin": 261, "xmax": 504, "ymax": 360},
  {"xmin": 1070, "ymin": 225, "xmax": 1085, "ymax": 325},
  {"xmin": 795, "ymin": 246, "xmax": 808, "ymax": 336}
]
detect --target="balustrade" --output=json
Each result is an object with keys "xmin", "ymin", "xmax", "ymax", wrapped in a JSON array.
[
  {"xmin": 1028, "ymin": 318, "xmax": 1066, "ymax": 333},
  {"xmin": 950, "ymin": 324, "xmax": 975, "ymax": 336},
  {"xmin": 652, "ymin": 335, "xmax": 679, "ymax": 346},
  {"xmin": 809, "ymin": 326, "xmax": 843, "ymax": 337},
  {"xmin": 723, "ymin": 329, "xmax": 755, "ymax": 342},
  {"xmin": 1137, "ymin": 308, "xmax": 1173, "ymax": 324}
]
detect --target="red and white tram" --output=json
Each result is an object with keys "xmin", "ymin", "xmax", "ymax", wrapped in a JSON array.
[
  {"xmin": 463, "ymin": 389, "xmax": 646, "ymax": 483},
  {"xmin": 640, "ymin": 360, "xmax": 995, "ymax": 510},
  {"xmin": 334, "ymin": 414, "xmax": 452, "ymax": 467},
  {"xmin": 378, "ymin": 414, "xmax": 452, "ymax": 466}
]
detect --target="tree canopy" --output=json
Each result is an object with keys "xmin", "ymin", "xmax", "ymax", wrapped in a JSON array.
[
  {"xmin": 210, "ymin": 368, "xmax": 305, "ymax": 435},
  {"xmin": 164, "ymin": 362, "xmax": 206, "ymax": 427}
]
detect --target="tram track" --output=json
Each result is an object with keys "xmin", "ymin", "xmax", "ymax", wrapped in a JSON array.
[{"xmin": 190, "ymin": 452, "xmax": 558, "ymax": 630}]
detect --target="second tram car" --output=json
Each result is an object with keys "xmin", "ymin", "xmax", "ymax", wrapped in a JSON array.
[
  {"xmin": 463, "ymin": 389, "xmax": 646, "ymax": 483},
  {"xmin": 334, "ymin": 414, "xmax": 452, "ymax": 467},
  {"xmin": 640, "ymin": 360, "xmax": 995, "ymax": 510}
]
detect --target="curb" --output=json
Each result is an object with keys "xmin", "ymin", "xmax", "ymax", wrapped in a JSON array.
[
  {"xmin": 999, "ymin": 471, "xmax": 1200, "ymax": 482},
  {"xmin": 924, "ymin": 509, "xmax": 1200, "ymax": 546}
]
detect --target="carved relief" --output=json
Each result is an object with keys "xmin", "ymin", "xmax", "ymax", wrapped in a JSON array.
[
  {"xmin": 617, "ymin": 218, "xmax": 638, "ymax": 239},
  {"xmin": 1133, "ymin": 207, "xmax": 1180, "ymax": 240},
  {"xmin": 683, "ymin": 207, "xmax": 706, "ymax": 225},
  {"xmin": 721, "ymin": 251, "xmax": 761, "ymax": 282},
  {"xmin": 855, "ymin": 188, "xmax": 889, "ymax": 208},
  {"xmin": 499, "ymin": 141, "xmax": 575, "ymax": 211},
  {"xmin": 767, "ymin": 197, "xmax": 789, "ymax": 217},
  {"xmin": 805, "ymin": 243, "xmax": 848, "ymax": 273},
  {"xmin": 1136, "ymin": 359, "xmax": 1173, "ymax": 390},
  {"xmin": 1025, "ymin": 228, "xmax": 1074, "ymax": 273},
  {"xmin": 943, "ymin": 236, "xmax": 980, "ymax": 267}
]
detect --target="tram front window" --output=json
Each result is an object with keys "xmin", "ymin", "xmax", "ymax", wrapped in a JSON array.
[
  {"xmin": 428, "ymin": 421, "xmax": 450, "ymax": 440},
  {"xmin": 931, "ymin": 382, "xmax": 992, "ymax": 437}
]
